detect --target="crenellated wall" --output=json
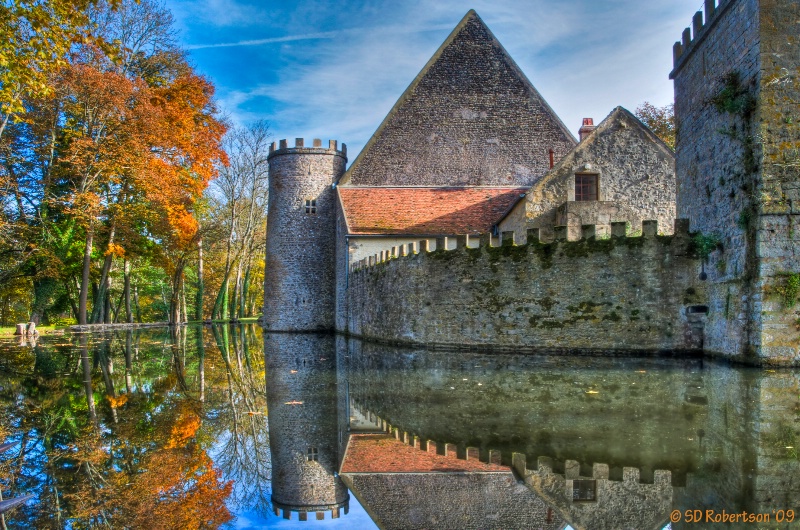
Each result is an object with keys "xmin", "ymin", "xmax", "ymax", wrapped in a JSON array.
[
  {"xmin": 343, "ymin": 220, "xmax": 706, "ymax": 353},
  {"xmin": 671, "ymin": 0, "xmax": 800, "ymax": 365}
]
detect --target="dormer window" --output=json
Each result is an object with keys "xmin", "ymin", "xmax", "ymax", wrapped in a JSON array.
[
  {"xmin": 575, "ymin": 173, "xmax": 598, "ymax": 201},
  {"xmin": 305, "ymin": 199, "xmax": 317, "ymax": 214}
]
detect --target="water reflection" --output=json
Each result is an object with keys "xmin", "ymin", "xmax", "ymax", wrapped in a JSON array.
[
  {"xmin": 0, "ymin": 327, "xmax": 796, "ymax": 529},
  {"xmin": 336, "ymin": 338, "xmax": 800, "ymax": 530},
  {"xmin": 265, "ymin": 334, "xmax": 349, "ymax": 520}
]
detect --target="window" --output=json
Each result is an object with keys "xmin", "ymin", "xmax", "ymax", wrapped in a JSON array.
[
  {"xmin": 572, "ymin": 479, "xmax": 597, "ymax": 501},
  {"xmin": 307, "ymin": 447, "xmax": 319, "ymax": 461},
  {"xmin": 305, "ymin": 199, "xmax": 317, "ymax": 214},
  {"xmin": 575, "ymin": 174, "xmax": 598, "ymax": 201}
]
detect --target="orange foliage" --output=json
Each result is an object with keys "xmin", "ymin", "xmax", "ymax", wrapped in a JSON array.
[
  {"xmin": 110, "ymin": 448, "xmax": 233, "ymax": 529},
  {"xmin": 65, "ymin": 400, "xmax": 232, "ymax": 528},
  {"xmin": 165, "ymin": 406, "xmax": 201, "ymax": 449},
  {"xmin": 106, "ymin": 393, "xmax": 128, "ymax": 408},
  {"xmin": 56, "ymin": 48, "xmax": 227, "ymax": 259}
]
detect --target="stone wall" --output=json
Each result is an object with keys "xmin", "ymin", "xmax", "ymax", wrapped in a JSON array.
[
  {"xmin": 263, "ymin": 139, "xmax": 346, "ymax": 331},
  {"xmin": 344, "ymin": 220, "xmax": 705, "ymax": 354},
  {"xmin": 671, "ymin": 0, "xmax": 800, "ymax": 365},
  {"xmin": 340, "ymin": 11, "xmax": 576, "ymax": 188},
  {"xmin": 499, "ymin": 107, "xmax": 676, "ymax": 242}
]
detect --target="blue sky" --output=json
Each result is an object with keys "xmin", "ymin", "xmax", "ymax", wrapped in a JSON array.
[{"xmin": 165, "ymin": 0, "xmax": 703, "ymax": 161}]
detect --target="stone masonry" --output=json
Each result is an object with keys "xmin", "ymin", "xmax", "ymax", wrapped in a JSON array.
[
  {"xmin": 346, "ymin": 221, "xmax": 705, "ymax": 354},
  {"xmin": 263, "ymin": 139, "xmax": 346, "ymax": 331},
  {"xmin": 499, "ymin": 107, "xmax": 676, "ymax": 241},
  {"xmin": 264, "ymin": 333, "xmax": 349, "ymax": 519},
  {"xmin": 339, "ymin": 10, "xmax": 576, "ymax": 188},
  {"xmin": 671, "ymin": 0, "xmax": 800, "ymax": 365}
]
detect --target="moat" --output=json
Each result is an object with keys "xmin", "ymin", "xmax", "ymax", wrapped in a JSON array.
[{"xmin": 0, "ymin": 325, "xmax": 797, "ymax": 529}]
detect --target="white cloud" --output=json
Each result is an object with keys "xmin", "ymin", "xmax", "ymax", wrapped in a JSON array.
[
  {"xmin": 173, "ymin": 0, "xmax": 703, "ymax": 160},
  {"xmin": 186, "ymin": 31, "xmax": 340, "ymax": 50}
]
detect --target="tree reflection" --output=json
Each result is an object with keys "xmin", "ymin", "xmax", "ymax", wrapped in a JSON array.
[
  {"xmin": 0, "ymin": 326, "xmax": 263, "ymax": 528},
  {"xmin": 209, "ymin": 324, "xmax": 271, "ymax": 518}
]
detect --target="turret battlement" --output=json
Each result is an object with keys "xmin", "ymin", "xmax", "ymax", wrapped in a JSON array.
[
  {"xmin": 670, "ymin": 0, "xmax": 733, "ymax": 76},
  {"xmin": 268, "ymin": 138, "xmax": 347, "ymax": 159},
  {"xmin": 350, "ymin": 218, "xmax": 691, "ymax": 274},
  {"xmin": 349, "ymin": 401, "xmax": 676, "ymax": 486},
  {"xmin": 271, "ymin": 501, "xmax": 349, "ymax": 522}
]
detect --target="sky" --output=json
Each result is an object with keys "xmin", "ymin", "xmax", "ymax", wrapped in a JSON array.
[{"xmin": 164, "ymin": 0, "xmax": 705, "ymax": 162}]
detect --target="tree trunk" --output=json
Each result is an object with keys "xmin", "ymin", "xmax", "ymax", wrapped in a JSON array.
[
  {"xmin": 64, "ymin": 279, "xmax": 79, "ymax": 321},
  {"xmin": 196, "ymin": 236, "xmax": 204, "ymax": 321},
  {"xmin": 80, "ymin": 335, "xmax": 97, "ymax": 425},
  {"xmin": 112, "ymin": 289, "xmax": 124, "ymax": 323},
  {"xmin": 30, "ymin": 277, "xmax": 56, "ymax": 325},
  {"xmin": 181, "ymin": 285, "xmax": 187, "ymax": 324},
  {"xmin": 230, "ymin": 262, "xmax": 242, "ymax": 320},
  {"xmin": 212, "ymin": 278, "xmax": 228, "ymax": 321},
  {"xmin": 133, "ymin": 284, "xmax": 141, "ymax": 323},
  {"xmin": 78, "ymin": 223, "xmax": 95, "ymax": 325},
  {"xmin": 124, "ymin": 259, "xmax": 132, "ymax": 323},
  {"xmin": 241, "ymin": 263, "xmax": 251, "ymax": 318},
  {"xmin": 124, "ymin": 330, "xmax": 133, "ymax": 394},
  {"xmin": 196, "ymin": 326, "xmax": 205, "ymax": 403},
  {"xmin": 102, "ymin": 278, "xmax": 112, "ymax": 324},
  {"xmin": 169, "ymin": 262, "xmax": 185, "ymax": 325},
  {"xmin": 91, "ymin": 223, "xmax": 116, "ymax": 323}
]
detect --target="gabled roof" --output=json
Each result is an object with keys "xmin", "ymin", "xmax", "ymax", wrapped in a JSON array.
[
  {"xmin": 340, "ymin": 10, "xmax": 576, "ymax": 187},
  {"xmin": 338, "ymin": 186, "xmax": 526, "ymax": 236}
]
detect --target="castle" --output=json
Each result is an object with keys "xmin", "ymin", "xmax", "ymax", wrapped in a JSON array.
[{"xmin": 263, "ymin": 0, "xmax": 800, "ymax": 367}]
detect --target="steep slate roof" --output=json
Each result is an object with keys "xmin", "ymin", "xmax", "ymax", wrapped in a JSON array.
[
  {"xmin": 339, "ymin": 187, "xmax": 526, "ymax": 236},
  {"xmin": 339, "ymin": 10, "xmax": 576, "ymax": 188}
]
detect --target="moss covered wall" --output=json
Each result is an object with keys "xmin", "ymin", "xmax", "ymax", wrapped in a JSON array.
[
  {"xmin": 672, "ymin": 0, "xmax": 800, "ymax": 365},
  {"xmin": 344, "ymin": 222, "xmax": 704, "ymax": 353}
]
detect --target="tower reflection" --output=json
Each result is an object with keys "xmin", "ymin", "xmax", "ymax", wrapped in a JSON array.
[{"xmin": 265, "ymin": 333, "xmax": 349, "ymax": 521}]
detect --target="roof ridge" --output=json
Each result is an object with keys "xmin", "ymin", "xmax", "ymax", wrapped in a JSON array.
[
  {"xmin": 339, "ymin": 10, "xmax": 576, "ymax": 187},
  {"xmin": 339, "ymin": 10, "xmax": 480, "ymax": 185}
]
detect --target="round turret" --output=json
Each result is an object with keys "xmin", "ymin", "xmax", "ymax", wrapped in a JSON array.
[{"xmin": 264, "ymin": 138, "xmax": 347, "ymax": 331}]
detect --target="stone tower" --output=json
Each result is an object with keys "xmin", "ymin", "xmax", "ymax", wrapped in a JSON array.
[
  {"xmin": 671, "ymin": 0, "xmax": 800, "ymax": 365},
  {"xmin": 265, "ymin": 333, "xmax": 349, "ymax": 521},
  {"xmin": 264, "ymin": 138, "xmax": 346, "ymax": 331}
]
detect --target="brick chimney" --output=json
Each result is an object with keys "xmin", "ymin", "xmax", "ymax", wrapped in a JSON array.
[{"xmin": 579, "ymin": 118, "xmax": 596, "ymax": 141}]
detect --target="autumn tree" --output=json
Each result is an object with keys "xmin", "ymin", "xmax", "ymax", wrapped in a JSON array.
[
  {"xmin": 635, "ymin": 101, "xmax": 675, "ymax": 150},
  {"xmin": 0, "ymin": 0, "xmax": 118, "ymax": 138},
  {"xmin": 0, "ymin": 0, "xmax": 226, "ymax": 326}
]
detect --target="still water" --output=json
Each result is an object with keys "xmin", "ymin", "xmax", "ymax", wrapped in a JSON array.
[{"xmin": 0, "ymin": 325, "xmax": 797, "ymax": 529}]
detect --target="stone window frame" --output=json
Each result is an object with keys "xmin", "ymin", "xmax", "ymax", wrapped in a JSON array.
[
  {"xmin": 307, "ymin": 447, "xmax": 319, "ymax": 461},
  {"xmin": 305, "ymin": 199, "xmax": 317, "ymax": 214},
  {"xmin": 572, "ymin": 479, "xmax": 597, "ymax": 502},
  {"xmin": 573, "ymin": 172, "xmax": 600, "ymax": 202}
]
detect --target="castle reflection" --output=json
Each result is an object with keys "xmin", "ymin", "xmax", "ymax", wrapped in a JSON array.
[{"xmin": 265, "ymin": 333, "xmax": 800, "ymax": 529}]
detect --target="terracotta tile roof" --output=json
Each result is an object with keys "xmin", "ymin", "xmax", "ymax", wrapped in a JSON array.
[
  {"xmin": 340, "ymin": 434, "xmax": 509, "ymax": 473},
  {"xmin": 338, "ymin": 187, "xmax": 527, "ymax": 236}
]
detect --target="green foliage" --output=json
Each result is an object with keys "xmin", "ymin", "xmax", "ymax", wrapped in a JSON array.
[
  {"xmin": 690, "ymin": 233, "xmax": 721, "ymax": 260},
  {"xmin": 635, "ymin": 102, "xmax": 675, "ymax": 150},
  {"xmin": 774, "ymin": 272, "xmax": 800, "ymax": 308},
  {"xmin": 737, "ymin": 209, "xmax": 752, "ymax": 230},
  {"xmin": 709, "ymin": 72, "xmax": 756, "ymax": 117}
]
